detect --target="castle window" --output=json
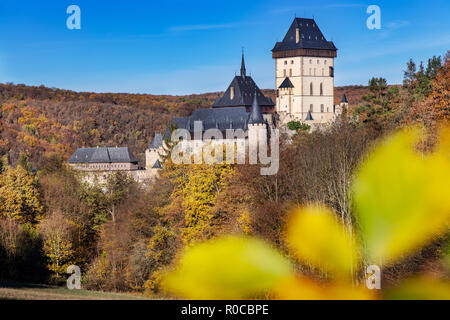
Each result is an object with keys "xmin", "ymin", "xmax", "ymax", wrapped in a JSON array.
[
  {"xmin": 283, "ymin": 69, "xmax": 286, "ymax": 77},
  {"xmin": 289, "ymin": 69, "xmax": 292, "ymax": 77},
  {"xmin": 291, "ymin": 60, "xmax": 294, "ymax": 64},
  {"xmin": 329, "ymin": 66, "xmax": 334, "ymax": 77},
  {"xmin": 310, "ymin": 82, "xmax": 313, "ymax": 95},
  {"xmin": 320, "ymin": 83, "xmax": 323, "ymax": 96},
  {"xmin": 309, "ymin": 59, "xmax": 312, "ymax": 64},
  {"xmin": 284, "ymin": 60, "xmax": 287, "ymax": 65},
  {"xmin": 325, "ymin": 60, "xmax": 327, "ymax": 65},
  {"xmin": 327, "ymin": 107, "xmax": 329, "ymax": 112},
  {"xmin": 317, "ymin": 60, "xmax": 320, "ymax": 64},
  {"xmin": 310, "ymin": 104, "xmax": 313, "ymax": 112},
  {"xmin": 321, "ymin": 104, "xmax": 324, "ymax": 112}
]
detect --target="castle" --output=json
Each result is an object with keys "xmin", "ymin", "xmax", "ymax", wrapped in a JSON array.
[{"xmin": 68, "ymin": 17, "xmax": 348, "ymax": 181}]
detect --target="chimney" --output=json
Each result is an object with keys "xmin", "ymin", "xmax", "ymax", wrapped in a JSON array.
[{"xmin": 296, "ymin": 28, "xmax": 300, "ymax": 44}]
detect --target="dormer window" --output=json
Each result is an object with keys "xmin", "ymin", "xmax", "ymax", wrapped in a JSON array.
[{"xmin": 230, "ymin": 87, "xmax": 235, "ymax": 100}]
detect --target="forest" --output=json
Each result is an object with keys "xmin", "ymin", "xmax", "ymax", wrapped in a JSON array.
[{"xmin": 0, "ymin": 53, "xmax": 448, "ymax": 299}]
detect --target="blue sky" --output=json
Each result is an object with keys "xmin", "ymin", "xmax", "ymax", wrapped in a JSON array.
[{"xmin": 0, "ymin": 0, "xmax": 449, "ymax": 95}]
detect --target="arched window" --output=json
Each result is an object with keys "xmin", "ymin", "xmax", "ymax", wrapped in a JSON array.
[
  {"xmin": 320, "ymin": 83, "xmax": 323, "ymax": 96},
  {"xmin": 321, "ymin": 104, "xmax": 324, "ymax": 112},
  {"xmin": 310, "ymin": 104, "xmax": 313, "ymax": 112},
  {"xmin": 283, "ymin": 69, "xmax": 286, "ymax": 77},
  {"xmin": 289, "ymin": 69, "xmax": 292, "ymax": 77},
  {"xmin": 310, "ymin": 82, "xmax": 313, "ymax": 95}
]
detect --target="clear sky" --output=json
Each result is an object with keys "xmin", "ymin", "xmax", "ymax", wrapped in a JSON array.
[{"xmin": 0, "ymin": 0, "xmax": 449, "ymax": 95}]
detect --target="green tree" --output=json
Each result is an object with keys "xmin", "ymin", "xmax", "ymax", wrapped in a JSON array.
[{"xmin": 403, "ymin": 59, "xmax": 416, "ymax": 89}]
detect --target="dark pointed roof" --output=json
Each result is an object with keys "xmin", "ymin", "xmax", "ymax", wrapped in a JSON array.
[
  {"xmin": 212, "ymin": 76, "xmax": 274, "ymax": 108},
  {"xmin": 240, "ymin": 51, "xmax": 246, "ymax": 77},
  {"xmin": 248, "ymin": 91, "xmax": 265, "ymax": 125},
  {"xmin": 272, "ymin": 18, "xmax": 337, "ymax": 52},
  {"xmin": 150, "ymin": 133, "xmax": 163, "ymax": 149},
  {"xmin": 305, "ymin": 110, "xmax": 314, "ymax": 121},
  {"xmin": 279, "ymin": 77, "xmax": 294, "ymax": 89},
  {"xmin": 341, "ymin": 94, "xmax": 348, "ymax": 103},
  {"xmin": 68, "ymin": 147, "xmax": 138, "ymax": 164},
  {"xmin": 152, "ymin": 159, "xmax": 162, "ymax": 169}
]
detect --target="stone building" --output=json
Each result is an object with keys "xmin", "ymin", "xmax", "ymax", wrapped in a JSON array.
[
  {"xmin": 273, "ymin": 18, "xmax": 342, "ymax": 125},
  {"xmin": 159, "ymin": 54, "xmax": 273, "ymax": 160},
  {"xmin": 68, "ymin": 146, "xmax": 158, "ymax": 184}
]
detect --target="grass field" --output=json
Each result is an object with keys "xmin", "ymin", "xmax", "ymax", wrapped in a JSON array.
[{"xmin": 0, "ymin": 281, "xmax": 150, "ymax": 300}]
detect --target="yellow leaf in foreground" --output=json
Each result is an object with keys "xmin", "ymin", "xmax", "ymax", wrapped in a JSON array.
[
  {"xmin": 273, "ymin": 276, "xmax": 375, "ymax": 300},
  {"xmin": 286, "ymin": 205, "xmax": 359, "ymax": 278},
  {"xmin": 352, "ymin": 127, "xmax": 450, "ymax": 265},
  {"xmin": 162, "ymin": 236, "xmax": 293, "ymax": 299}
]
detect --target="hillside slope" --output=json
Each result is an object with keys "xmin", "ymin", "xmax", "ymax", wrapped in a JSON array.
[{"xmin": 0, "ymin": 83, "xmax": 372, "ymax": 168}]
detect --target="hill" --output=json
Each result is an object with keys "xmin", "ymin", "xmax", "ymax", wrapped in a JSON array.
[{"xmin": 0, "ymin": 83, "xmax": 372, "ymax": 168}]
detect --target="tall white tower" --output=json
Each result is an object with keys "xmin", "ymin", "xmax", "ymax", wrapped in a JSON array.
[{"xmin": 272, "ymin": 18, "xmax": 338, "ymax": 124}]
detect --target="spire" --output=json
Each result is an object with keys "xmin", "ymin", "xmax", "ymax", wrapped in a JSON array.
[
  {"xmin": 305, "ymin": 110, "xmax": 314, "ymax": 121},
  {"xmin": 248, "ymin": 90, "xmax": 264, "ymax": 125},
  {"xmin": 240, "ymin": 49, "xmax": 246, "ymax": 77},
  {"xmin": 341, "ymin": 94, "xmax": 348, "ymax": 104}
]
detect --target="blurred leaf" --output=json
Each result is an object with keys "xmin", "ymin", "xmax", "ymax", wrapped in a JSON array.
[
  {"xmin": 286, "ymin": 205, "xmax": 359, "ymax": 278},
  {"xmin": 384, "ymin": 277, "xmax": 450, "ymax": 300},
  {"xmin": 273, "ymin": 275, "xmax": 375, "ymax": 300},
  {"xmin": 162, "ymin": 236, "xmax": 293, "ymax": 299},
  {"xmin": 353, "ymin": 127, "xmax": 450, "ymax": 265}
]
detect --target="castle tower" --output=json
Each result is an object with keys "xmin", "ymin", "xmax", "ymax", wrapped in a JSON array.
[
  {"xmin": 146, "ymin": 133, "xmax": 163, "ymax": 170},
  {"xmin": 272, "ymin": 18, "xmax": 338, "ymax": 124},
  {"xmin": 247, "ymin": 91, "xmax": 267, "ymax": 162}
]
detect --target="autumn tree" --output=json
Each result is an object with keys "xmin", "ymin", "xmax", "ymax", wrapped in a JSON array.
[
  {"xmin": 0, "ymin": 165, "xmax": 43, "ymax": 223},
  {"xmin": 40, "ymin": 211, "xmax": 75, "ymax": 280}
]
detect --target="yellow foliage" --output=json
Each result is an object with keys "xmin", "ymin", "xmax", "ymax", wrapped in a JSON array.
[
  {"xmin": 161, "ymin": 126, "xmax": 450, "ymax": 300},
  {"xmin": 352, "ymin": 127, "xmax": 450, "ymax": 265},
  {"xmin": 384, "ymin": 277, "xmax": 450, "ymax": 300},
  {"xmin": 238, "ymin": 209, "xmax": 252, "ymax": 234},
  {"xmin": 163, "ymin": 236, "xmax": 293, "ymax": 299},
  {"xmin": 286, "ymin": 205, "xmax": 359, "ymax": 278},
  {"xmin": 0, "ymin": 166, "xmax": 43, "ymax": 223},
  {"xmin": 43, "ymin": 234, "xmax": 74, "ymax": 276},
  {"xmin": 273, "ymin": 276, "xmax": 374, "ymax": 300},
  {"xmin": 180, "ymin": 163, "xmax": 234, "ymax": 245}
]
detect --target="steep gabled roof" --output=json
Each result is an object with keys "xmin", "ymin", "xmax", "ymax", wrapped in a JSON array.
[
  {"xmin": 212, "ymin": 76, "xmax": 275, "ymax": 108},
  {"xmin": 152, "ymin": 159, "xmax": 162, "ymax": 169},
  {"xmin": 305, "ymin": 110, "xmax": 314, "ymax": 121},
  {"xmin": 341, "ymin": 94, "xmax": 348, "ymax": 103},
  {"xmin": 279, "ymin": 77, "xmax": 294, "ymax": 89},
  {"xmin": 272, "ymin": 18, "xmax": 337, "ymax": 52},
  {"xmin": 248, "ymin": 91, "xmax": 265, "ymax": 125},
  {"xmin": 68, "ymin": 147, "xmax": 138, "ymax": 164},
  {"xmin": 150, "ymin": 133, "xmax": 163, "ymax": 149}
]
